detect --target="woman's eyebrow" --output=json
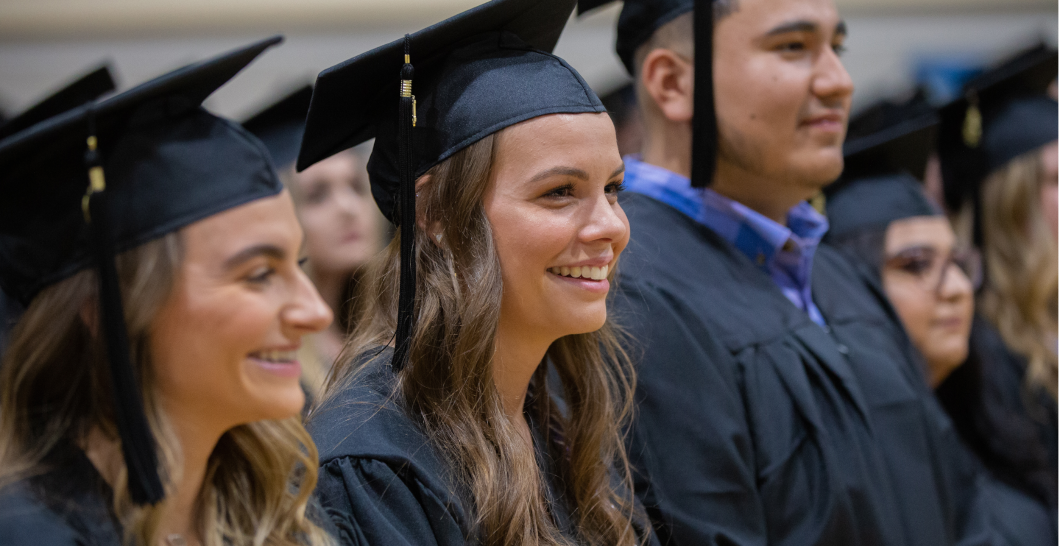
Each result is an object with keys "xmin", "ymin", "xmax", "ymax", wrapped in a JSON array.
[
  {"xmin": 223, "ymin": 244, "xmax": 285, "ymax": 270},
  {"xmin": 527, "ymin": 166, "xmax": 589, "ymax": 184},
  {"xmin": 609, "ymin": 164, "xmax": 626, "ymax": 179}
]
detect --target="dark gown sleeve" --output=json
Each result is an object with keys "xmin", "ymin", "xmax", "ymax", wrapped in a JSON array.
[
  {"xmin": 0, "ymin": 485, "xmax": 81, "ymax": 546},
  {"xmin": 316, "ymin": 455, "xmax": 466, "ymax": 546},
  {"xmin": 615, "ymin": 281, "xmax": 766, "ymax": 546}
]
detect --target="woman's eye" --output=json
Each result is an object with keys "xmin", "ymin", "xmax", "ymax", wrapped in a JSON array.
[
  {"xmin": 899, "ymin": 258, "xmax": 934, "ymax": 276},
  {"xmin": 543, "ymin": 183, "xmax": 574, "ymax": 199},
  {"xmin": 832, "ymin": 43, "xmax": 847, "ymax": 56},
  {"xmin": 305, "ymin": 185, "xmax": 329, "ymax": 205},
  {"xmin": 605, "ymin": 181, "xmax": 626, "ymax": 194}
]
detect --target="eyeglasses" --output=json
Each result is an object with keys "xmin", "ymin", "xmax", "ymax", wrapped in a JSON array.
[{"xmin": 884, "ymin": 246, "xmax": 982, "ymax": 295}]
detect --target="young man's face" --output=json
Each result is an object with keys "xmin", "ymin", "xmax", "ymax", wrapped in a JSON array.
[{"xmin": 713, "ymin": 0, "xmax": 852, "ymax": 190}]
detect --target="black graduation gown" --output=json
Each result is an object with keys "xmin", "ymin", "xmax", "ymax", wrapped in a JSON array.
[
  {"xmin": 0, "ymin": 443, "xmax": 337, "ymax": 546},
  {"xmin": 614, "ymin": 192, "xmax": 997, "ymax": 546},
  {"xmin": 969, "ymin": 317, "xmax": 1057, "ymax": 486},
  {"xmin": 308, "ymin": 350, "xmax": 658, "ymax": 546},
  {"xmin": 0, "ymin": 446, "xmax": 122, "ymax": 546},
  {"xmin": 937, "ymin": 315, "xmax": 1058, "ymax": 543}
]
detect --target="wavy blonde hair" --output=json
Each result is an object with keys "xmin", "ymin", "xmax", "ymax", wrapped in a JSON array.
[
  {"xmin": 957, "ymin": 149, "xmax": 1058, "ymax": 400},
  {"xmin": 0, "ymin": 234, "xmax": 333, "ymax": 546},
  {"xmin": 323, "ymin": 132, "xmax": 646, "ymax": 546}
]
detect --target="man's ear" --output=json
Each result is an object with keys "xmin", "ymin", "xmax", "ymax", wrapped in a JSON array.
[{"xmin": 640, "ymin": 48, "xmax": 695, "ymax": 123}]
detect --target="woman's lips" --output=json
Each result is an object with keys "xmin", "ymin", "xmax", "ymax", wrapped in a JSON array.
[
  {"xmin": 548, "ymin": 265, "xmax": 611, "ymax": 294},
  {"xmin": 933, "ymin": 316, "xmax": 966, "ymax": 331},
  {"xmin": 550, "ymin": 273, "xmax": 611, "ymax": 294},
  {"xmin": 247, "ymin": 349, "xmax": 302, "ymax": 378}
]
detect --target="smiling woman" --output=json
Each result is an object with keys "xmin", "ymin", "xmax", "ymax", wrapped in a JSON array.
[
  {"xmin": 0, "ymin": 38, "xmax": 336, "ymax": 546},
  {"xmin": 297, "ymin": 0, "xmax": 655, "ymax": 545}
]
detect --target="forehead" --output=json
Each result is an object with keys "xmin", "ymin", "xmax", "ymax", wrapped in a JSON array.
[
  {"xmin": 885, "ymin": 216, "xmax": 954, "ymax": 251},
  {"xmin": 492, "ymin": 113, "xmax": 617, "ymax": 166},
  {"xmin": 181, "ymin": 191, "xmax": 302, "ymax": 258},
  {"xmin": 721, "ymin": 0, "xmax": 841, "ymax": 34}
]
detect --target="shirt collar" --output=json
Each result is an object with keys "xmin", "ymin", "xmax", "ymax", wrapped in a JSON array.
[{"xmin": 622, "ymin": 155, "xmax": 830, "ymax": 267}]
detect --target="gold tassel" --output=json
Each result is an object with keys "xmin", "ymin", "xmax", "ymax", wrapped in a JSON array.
[{"xmin": 962, "ymin": 92, "xmax": 982, "ymax": 148}]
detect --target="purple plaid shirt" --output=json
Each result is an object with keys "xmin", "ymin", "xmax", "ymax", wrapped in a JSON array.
[{"xmin": 622, "ymin": 156, "xmax": 828, "ymax": 326}]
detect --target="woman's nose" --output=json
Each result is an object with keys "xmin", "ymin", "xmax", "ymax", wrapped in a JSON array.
[{"xmin": 284, "ymin": 271, "xmax": 333, "ymax": 335}]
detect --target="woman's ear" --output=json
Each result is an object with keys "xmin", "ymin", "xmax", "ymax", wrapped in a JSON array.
[
  {"xmin": 640, "ymin": 48, "xmax": 695, "ymax": 123},
  {"xmin": 414, "ymin": 174, "xmax": 445, "ymax": 248}
]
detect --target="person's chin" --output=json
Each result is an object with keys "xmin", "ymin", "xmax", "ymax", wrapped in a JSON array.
[
  {"xmin": 798, "ymin": 151, "xmax": 844, "ymax": 186},
  {"xmin": 554, "ymin": 305, "xmax": 608, "ymax": 336},
  {"xmin": 246, "ymin": 384, "xmax": 306, "ymax": 421}
]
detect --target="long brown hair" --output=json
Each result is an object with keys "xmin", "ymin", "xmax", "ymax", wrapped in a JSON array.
[
  {"xmin": 958, "ymin": 149, "xmax": 1058, "ymax": 400},
  {"xmin": 324, "ymin": 132, "xmax": 645, "ymax": 546},
  {"xmin": 0, "ymin": 234, "xmax": 333, "ymax": 546}
]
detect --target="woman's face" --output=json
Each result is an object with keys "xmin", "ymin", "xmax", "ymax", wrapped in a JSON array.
[
  {"xmin": 484, "ymin": 112, "xmax": 629, "ymax": 344},
  {"xmin": 150, "ymin": 190, "xmax": 332, "ymax": 430},
  {"xmin": 1039, "ymin": 140, "xmax": 1058, "ymax": 243},
  {"xmin": 289, "ymin": 152, "xmax": 384, "ymax": 277},
  {"xmin": 881, "ymin": 216, "xmax": 974, "ymax": 387}
]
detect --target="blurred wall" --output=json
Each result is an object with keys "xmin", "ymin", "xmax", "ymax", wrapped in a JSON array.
[{"xmin": 0, "ymin": 0, "xmax": 1055, "ymax": 119}]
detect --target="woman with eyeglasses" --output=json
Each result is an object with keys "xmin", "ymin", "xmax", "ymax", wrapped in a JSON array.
[{"xmin": 826, "ymin": 171, "xmax": 1055, "ymax": 545}]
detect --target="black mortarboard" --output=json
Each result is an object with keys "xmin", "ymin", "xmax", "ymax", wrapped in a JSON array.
[
  {"xmin": 824, "ymin": 89, "xmax": 940, "ymax": 239},
  {"xmin": 0, "ymin": 36, "xmax": 283, "ymax": 505},
  {"xmin": 298, "ymin": 0, "xmax": 603, "ymax": 370},
  {"xmin": 840, "ymin": 90, "xmax": 938, "ymax": 181},
  {"xmin": 0, "ymin": 65, "xmax": 116, "ymax": 141},
  {"xmin": 825, "ymin": 173, "xmax": 938, "ymax": 242},
  {"xmin": 938, "ymin": 44, "xmax": 1057, "ymax": 244},
  {"xmin": 242, "ymin": 84, "xmax": 313, "ymax": 169},
  {"xmin": 578, "ymin": 0, "xmax": 716, "ymax": 188}
]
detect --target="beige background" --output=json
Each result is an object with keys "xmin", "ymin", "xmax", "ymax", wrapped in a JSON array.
[{"xmin": 0, "ymin": 0, "xmax": 1056, "ymax": 118}]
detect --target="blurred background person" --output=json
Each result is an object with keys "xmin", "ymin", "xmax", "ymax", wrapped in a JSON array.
[
  {"xmin": 937, "ymin": 44, "xmax": 1058, "ymax": 501},
  {"xmin": 825, "ymin": 93, "xmax": 1056, "ymax": 542},
  {"xmin": 243, "ymin": 87, "xmax": 388, "ymax": 397}
]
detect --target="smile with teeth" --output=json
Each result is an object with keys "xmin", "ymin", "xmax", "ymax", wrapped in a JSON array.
[
  {"xmin": 549, "ymin": 264, "xmax": 609, "ymax": 281},
  {"xmin": 249, "ymin": 349, "xmax": 298, "ymax": 363}
]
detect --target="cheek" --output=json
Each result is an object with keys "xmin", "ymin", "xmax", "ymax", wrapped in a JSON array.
[
  {"xmin": 150, "ymin": 293, "xmax": 269, "ymax": 403},
  {"xmin": 716, "ymin": 58, "xmax": 800, "ymax": 130},
  {"xmin": 883, "ymin": 278, "xmax": 931, "ymax": 332},
  {"xmin": 493, "ymin": 210, "xmax": 572, "ymax": 273}
]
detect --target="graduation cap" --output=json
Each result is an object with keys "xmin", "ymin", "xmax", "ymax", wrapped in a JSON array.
[
  {"xmin": 823, "ymin": 89, "xmax": 940, "ymax": 239},
  {"xmin": 0, "ymin": 65, "xmax": 116, "ymax": 141},
  {"xmin": 298, "ymin": 0, "xmax": 603, "ymax": 370},
  {"xmin": 578, "ymin": 0, "xmax": 716, "ymax": 188},
  {"xmin": 242, "ymin": 84, "xmax": 313, "ymax": 169},
  {"xmin": 824, "ymin": 173, "xmax": 938, "ymax": 242},
  {"xmin": 840, "ymin": 90, "xmax": 938, "ymax": 181},
  {"xmin": 938, "ymin": 44, "xmax": 1058, "ymax": 245},
  {"xmin": 0, "ymin": 35, "xmax": 284, "ymax": 505}
]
